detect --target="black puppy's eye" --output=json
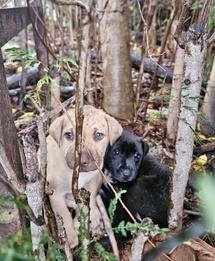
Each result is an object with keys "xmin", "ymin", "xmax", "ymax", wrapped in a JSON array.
[
  {"xmin": 65, "ymin": 132, "xmax": 74, "ymax": 140},
  {"xmin": 134, "ymin": 152, "xmax": 141, "ymax": 160},
  {"xmin": 94, "ymin": 132, "xmax": 104, "ymax": 141},
  {"xmin": 113, "ymin": 149, "xmax": 119, "ymax": 155}
]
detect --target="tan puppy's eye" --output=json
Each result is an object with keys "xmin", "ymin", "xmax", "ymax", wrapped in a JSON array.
[
  {"xmin": 94, "ymin": 132, "xmax": 104, "ymax": 141},
  {"xmin": 65, "ymin": 132, "xmax": 74, "ymax": 141}
]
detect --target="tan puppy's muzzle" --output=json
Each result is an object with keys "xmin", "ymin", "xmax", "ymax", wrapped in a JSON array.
[{"xmin": 80, "ymin": 151, "xmax": 97, "ymax": 172}]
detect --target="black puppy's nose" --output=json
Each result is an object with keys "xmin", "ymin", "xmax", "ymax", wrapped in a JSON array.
[{"xmin": 122, "ymin": 169, "xmax": 131, "ymax": 178}]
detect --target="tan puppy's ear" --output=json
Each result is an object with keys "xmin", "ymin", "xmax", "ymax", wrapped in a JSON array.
[
  {"xmin": 49, "ymin": 116, "xmax": 64, "ymax": 146},
  {"xmin": 105, "ymin": 114, "xmax": 123, "ymax": 145}
]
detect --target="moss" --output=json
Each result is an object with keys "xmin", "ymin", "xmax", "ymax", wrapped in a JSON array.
[{"xmin": 0, "ymin": 208, "xmax": 18, "ymax": 224}]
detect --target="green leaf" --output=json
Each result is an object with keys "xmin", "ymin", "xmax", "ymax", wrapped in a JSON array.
[{"xmin": 108, "ymin": 190, "xmax": 127, "ymax": 222}]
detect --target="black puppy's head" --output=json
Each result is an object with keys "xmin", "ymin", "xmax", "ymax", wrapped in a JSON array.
[{"xmin": 104, "ymin": 131, "xmax": 149, "ymax": 183}]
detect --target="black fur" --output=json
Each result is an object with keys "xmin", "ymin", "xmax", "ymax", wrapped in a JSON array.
[{"xmin": 100, "ymin": 131, "xmax": 171, "ymax": 229}]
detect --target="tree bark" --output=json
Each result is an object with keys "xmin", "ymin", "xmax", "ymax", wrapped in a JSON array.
[
  {"xmin": 201, "ymin": 57, "xmax": 215, "ymax": 135},
  {"xmin": 167, "ymin": 46, "xmax": 184, "ymax": 142},
  {"xmin": 169, "ymin": 24, "xmax": 207, "ymax": 229},
  {"xmin": 98, "ymin": 0, "xmax": 134, "ymax": 120}
]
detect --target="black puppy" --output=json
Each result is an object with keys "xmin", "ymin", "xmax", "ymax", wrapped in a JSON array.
[{"xmin": 100, "ymin": 131, "xmax": 171, "ymax": 230}]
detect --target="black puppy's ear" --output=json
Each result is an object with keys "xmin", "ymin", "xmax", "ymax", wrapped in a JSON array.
[{"xmin": 141, "ymin": 140, "xmax": 149, "ymax": 157}]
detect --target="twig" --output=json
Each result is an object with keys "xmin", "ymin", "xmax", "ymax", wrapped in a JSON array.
[
  {"xmin": 56, "ymin": 213, "xmax": 73, "ymax": 261},
  {"xmin": 49, "ymin": 0, "xmax": 89, "ymax": 11},
  {"xmin": 207, "ymin": 30, "xmax": 215, "ymax": 46},
  {"xmin": 37, "ymin": 113, "xmax": 59, "ymax": 244},
  {"xmin": 50, "ymin": 90, "xmax": 75, "ymax": 129},
  {"xmin": 174, "ymin": 0, "xmax": 194, "ymax": 48},
  {"xmin": 96, "ymin": 194, "xmax": 120, "ymax": 259},
  {"xmin": 17, "ymin": 96, "xmax": 75, "ymax": 136},
  {"xmin": 84, "ymin": 147, "xmax": 136, "ymax": 223},
  {"xmin": 130, "ymin": 229, "xmax": 150, "ymax": 261},
  {"xmin": 26, "ymin": 0, "xmax": 77, "ymax": 81}
]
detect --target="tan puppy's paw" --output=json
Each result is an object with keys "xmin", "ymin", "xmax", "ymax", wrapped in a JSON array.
[
  {"xmin": 67, "ymin": 229, "xmax": 79, "ymax": 249},
  {"xmin": 90, "ymin": 207, "xmax": 103, "ymax": 235}
]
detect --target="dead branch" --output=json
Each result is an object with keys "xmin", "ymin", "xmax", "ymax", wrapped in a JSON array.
[
  {"xmin": 55, "ymin": 213, "xmax": 73, "ymax": 261},
  {"xmin": 96, "ymin": 194, "xmax": 119, "ymax": 259},
  {"xmin": 37, "ymin": 114, "xmax": 59, "ymax": 244},
  {"xmin": 49, "ymin": 0, "xmax": 89, "ymax": 10},
  {"xmin": 174, "ymin": 0, "xmax": 195, "ymax": 48},
  {"xmin": 207, "ymin": 30, "xmax": 215, "ymax": 46}
]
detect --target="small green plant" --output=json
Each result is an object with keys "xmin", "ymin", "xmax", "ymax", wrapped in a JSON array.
[
  {"xmin": 148, "ymin": 108, "xmax": 168, "ymax": 121},
  {"xmin": 115, "ymin": 220, "xmax": 168, "ymax": 237},
  {"xmin": 6, "ymin": 49, "xmax": 78, "ymax": 107},
  {"xmin": 79, "ymin": 203, "xmax": 89, "ymax": 261},
  {"xmin": 108, "ymin": 190, "xmax": 127, "ymax": 222},
  {"xmin": 0, "ymin": 229, "xmax": 34, "ymax": 261},
  {"xmin": 108, "ymin": 190, "xmax": 169, "ymax": 238},
  {"xmin": 149, "ymin": 92, "xmax": 173, "ymax": 102},
  {"xmin": 180, "ymin": 118, "xmax": 203, "ymax": 145},
  {"xmin": 0, "ymin": 193, "xmax": 27, "ymax": 210},
  {"xmin": 95, "ymin": 242, "xmax": 118, "ymax": 261}
]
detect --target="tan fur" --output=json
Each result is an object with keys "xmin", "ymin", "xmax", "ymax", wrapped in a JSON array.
[{"xmin": 45, "ymin": 105, "xmax": 122, "ymax": 248}]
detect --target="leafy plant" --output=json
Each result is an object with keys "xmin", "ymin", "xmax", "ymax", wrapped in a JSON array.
[
  {"xmin": 115, "ymin": 220, "xmax": 168, "ymax": 238},
  {"xmin": 0, "ymin": 193, "xmax": 27, "ymax": 209},
  {"xmin": 79, "ymin": 203, "xmax": 89, "ymax": 261},
  {"xmin": 108, "ymin": 190, "xmax": 168, "ymax": 238},
  {"xmin": 148, "ymin": 109, "xmax": 168, "ymax": 121},
  {"xmin": 108, "ymin": 189, "xmax": 127, "ymax": 223},
  {"xmin": 6, "ymin": 49, "xmax": 78, "ymax": 107},
  {"xmin": 95, "ymin": 242, "xmax": 118, "ymax": 261}
]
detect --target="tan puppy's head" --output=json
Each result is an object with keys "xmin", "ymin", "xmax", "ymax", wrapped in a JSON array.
[
  {"xmin": 49, "ymin": 105, "xmax": 123, "ymax": 172},
  {"xmin": 49, "ymin": 109, "xmax": 76, "ymax": 169},
  {"xmin": 81, "ymin": 105, "xmax": 123, "ymax": 172}
]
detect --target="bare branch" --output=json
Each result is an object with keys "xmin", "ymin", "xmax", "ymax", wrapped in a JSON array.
[
  {"xmin": 96, "ymin": 195, "xmax": 119, "ymax": 259},
  {"xmin": 0, "ymin": 142, "xmax": 24, "ymax": 192},
  {"xmin": 199, "ymin": 0, "xmax": 213, "ymax": 27},
  {"xmin": 174, "ymin": 0, "xmax": 195, "ymax": 48},
  {"xmin": 207, "ymin": 30, "xmax": 215, "ymax": 46},
  {"xmin": 49, "ymin": 0, "xmax": 89, "ymax": 10}
]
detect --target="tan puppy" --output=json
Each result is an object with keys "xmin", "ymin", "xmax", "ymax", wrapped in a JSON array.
[{"xmin": 46, "ymin": 105, "xmax": 122, "ymax": 248}]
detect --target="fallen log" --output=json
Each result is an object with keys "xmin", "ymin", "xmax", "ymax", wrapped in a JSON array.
[
  {"xmin": 9, "ymin": 85, "xmax": 76, "ymax": 97},
  {"xmin": 7, "ymin": 67, "xmax": 39, "ymax": 89},
  {"xmin": 130, "ymin": 51, "xmax": 173, "ymax": 83},
  {"xmin": 193, "ymin": 142, "xmax": 215, "ymax": 156}
]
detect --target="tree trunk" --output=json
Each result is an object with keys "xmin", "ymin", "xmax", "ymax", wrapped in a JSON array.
[
  {"xmin": 167, "ymin": 46, "xmax": 184, "ymax": 142},
  {"xmin": 98, "ymin": 0, "xmax": 134, "ymax": 120},
  {"xmin": 169, "ymin": 24, "xmax": 207, "ymax": 229},
  {"xmin": 201, "ymin": 56, "xmax": 215, "ymax": 136}
]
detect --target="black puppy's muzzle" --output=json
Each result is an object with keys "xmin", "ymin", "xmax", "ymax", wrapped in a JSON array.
[{"xmin": 117, "ymin": 165, "xmax": 136, "ymax": 182}]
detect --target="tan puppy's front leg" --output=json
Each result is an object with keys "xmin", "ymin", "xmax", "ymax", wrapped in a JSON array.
[
  {"xmin": 49, "ymin": 192, "xmax": 79, "ymax": 248},
  {"xmin": 87, "ymin": 174, "xmax": 103, "ymax": 235}
]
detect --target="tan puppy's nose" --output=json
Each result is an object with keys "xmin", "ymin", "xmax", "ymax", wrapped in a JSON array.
[{"xmin": 80, "ymin": 153, "xmax": 90, "ymax": 167}]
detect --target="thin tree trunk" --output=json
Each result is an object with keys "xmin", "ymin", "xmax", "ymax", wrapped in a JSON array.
[
  {"xmin": 98, "ymin": 0, "xmax": 134, "ymax": 120},
  {"xmin": 201, "ymin": 57, "xmax": 215, "ymax": 134},
  {"xmin": 169, "ymin": 24, "xmax": 207, "ymax": 229},
  {"xmin": 167, "ymin": 46, "xmax": 184, "ymax": 142}
]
